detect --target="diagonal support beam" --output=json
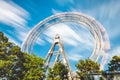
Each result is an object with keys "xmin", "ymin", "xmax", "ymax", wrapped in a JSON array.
[{"xmin": 44, "ymin": 34, "xmax": 73, "ymax": 79}]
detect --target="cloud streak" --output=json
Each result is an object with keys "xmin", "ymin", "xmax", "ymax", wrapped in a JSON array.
[
  {"xmin": 43, "ymin": 23, "xmax": 93, "ymax": 47},
  {"xmin": 55, "ymin": 0, "xmax": 74, "ymax": 6},
  {"xmin": 40, "ymin": 23, "xmax": 94, "ymax": 61},
  {"xmin": 0, "ymin": 0, "xmax": 29, "ymax": 29},
  {"xmin": 70, "ymin": 0, "xmax": 120, "ymax": 39},
  {"xmin": 68, "ymin": 53, "xmax": 82, "ymax": 61},
  {"xmin": 0, "ymin": 0, "xmax": 30, "ymax": 46}
]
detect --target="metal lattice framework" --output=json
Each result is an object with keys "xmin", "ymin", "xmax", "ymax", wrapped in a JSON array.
[{"xmin": 21, "ymin": 12, "xmax": 110, "ymax": 65}]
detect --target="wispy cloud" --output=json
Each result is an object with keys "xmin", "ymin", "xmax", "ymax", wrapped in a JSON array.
[
  {"xmin": 51, "ymin": 9, "xmax": 63, "ymax": 14},
  {"xmin": 0, "ymin": 0, "xmax": 29, "ymax": 29},
  {"xmin": 70, "ymin": 0, "xmax": 120, "ymax": 39},
  {"xmin": 40, "ymin": 23, "xmax": 94, "ymax": 61},
  {"xmin": 89, "ymin": 1, "xmax": 120, "ymax": 39},
  {"xmin": 68, "ymin": 53, "xmax": 82, "ymax": 61},
  {"xmin": 109, "ymin": 46, "xmax": 120, "ymax": 57},
  {"xmin": 55, "ymin": 0, "xmax": 74, "ymax": 6},
  {"xmin": 43, "ymin": 23, "xmax": 93, "ymax": 47},
  {"xmin": 0, "ymin": 0, "xmax": 30, "ymax": 46},
  {"xmin": 44, "ymin": 23, "xmax": 80, "ymax": 46}
]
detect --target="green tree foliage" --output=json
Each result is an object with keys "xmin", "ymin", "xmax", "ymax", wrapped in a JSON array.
[
  {"xmin": 76, "ymin": 58, "xmax": 101, "ymax": 80},
  {"xmin": 47, "ymin": 61, "xmax": 68, "ymax": 80},
  {"xmin": 23, "ymin": 53, "xmax": 45, "ymax": 80},
  {"xmin": 108, "ymin": 56, "xmax": 120, "ymax": 71},
  {"xmin": 0, "ymin": 32, "xmax": 15, "ymax": 78},
  {"xmin": 0, "ymin": 32, "xmax": 45, "ymax": 80}
]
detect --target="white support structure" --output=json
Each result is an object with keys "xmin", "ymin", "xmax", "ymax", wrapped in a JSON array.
[{"xmin": 44, "ymin": 34, "xmax": 73, "ymax": 80}]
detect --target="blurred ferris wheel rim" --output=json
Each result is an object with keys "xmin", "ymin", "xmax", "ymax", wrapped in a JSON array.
[{"xmin": 21, "ymin": 12, "xmax": 110, "ymax": 62}]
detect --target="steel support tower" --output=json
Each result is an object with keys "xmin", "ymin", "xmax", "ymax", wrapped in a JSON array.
[{"xmin": 44, "ymin": 34, "xmax": 73, "ymax": 80}]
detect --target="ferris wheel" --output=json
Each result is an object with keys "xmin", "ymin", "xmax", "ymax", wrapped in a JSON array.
[
  {"xmin": 21, "ymin": 12, "xmax": 110, "ymax": 78},
  {"xmin": 22, "ymin": 12, "xmax": 110, "ymax": 60}
]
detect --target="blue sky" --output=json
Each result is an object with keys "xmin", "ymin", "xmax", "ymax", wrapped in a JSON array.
[{"xmin": 0, "ymin": 0, "xmax": 120, "ymax": 70}]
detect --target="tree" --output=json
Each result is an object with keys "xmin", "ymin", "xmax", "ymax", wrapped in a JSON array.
[
  {"xmin": 0, "ymin": 32, "xmax": 15, "ymax": 78},
  {"xmin": 22, "ymin": 53, "xmax": 45, "ymax": 80},
  {"xmin": 0, "ymin": 32, "xmax": 13, "ymax": 59},
  {"xmin": 108, "ymin": 56, "xmax": 120, "ymax": 71},
  {"xmin": 47, "ymin": 61, "xmax": 68, "ymax": 80},
  {"xmin": 76, "ymin": 58, "xmax": 101, "ymax": 80},
  {"xmin": 0, "ymin": 32, "xmax": 45, "ymax": 80}
]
